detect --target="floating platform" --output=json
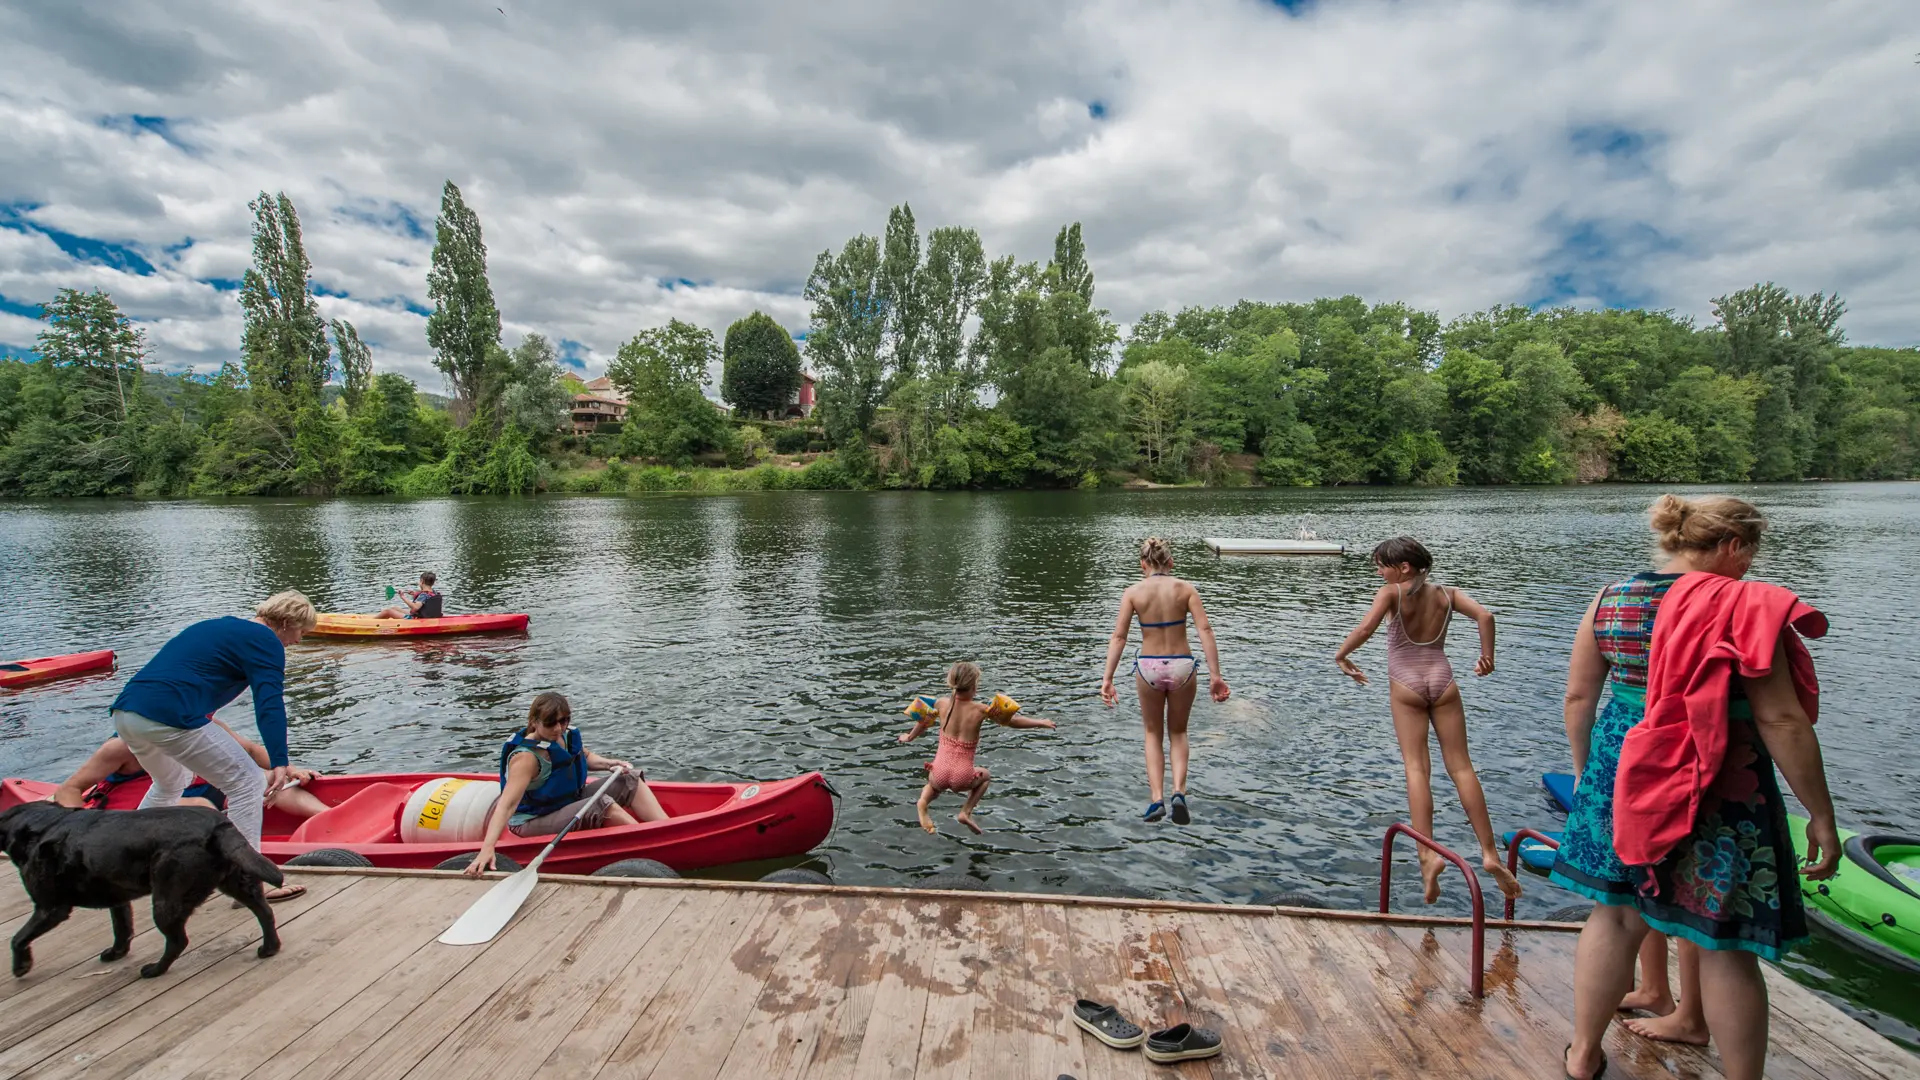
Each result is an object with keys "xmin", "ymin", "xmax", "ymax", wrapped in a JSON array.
[
  {"xmin": 0, "ymin": 869, "xmax": 1910, "ymax": 1080},
  {"xmin": 1205, "ymin": 536, "xmax": 1347, "ymax": 555}
]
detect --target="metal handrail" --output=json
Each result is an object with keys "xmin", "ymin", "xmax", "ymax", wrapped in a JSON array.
[
  {"xmin": 1502, "ymin": 829, "xmax": 1561, "ymax": 920},
  {"xmin": 1378, "ymin": 823, "xmax": 1485, "ymax": 998}
]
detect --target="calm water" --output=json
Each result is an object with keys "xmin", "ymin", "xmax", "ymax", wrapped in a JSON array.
[{"xmin": 1, "ymin": 485, "xmax": 1916, "ymax": 1045}]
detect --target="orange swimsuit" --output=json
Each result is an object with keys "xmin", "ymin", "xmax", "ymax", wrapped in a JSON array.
[{"xmin": 924, "ymin": 732, "xmax": 988, "ymax": 793}]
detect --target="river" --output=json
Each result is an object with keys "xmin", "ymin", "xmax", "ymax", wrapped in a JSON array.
[{"xmin": 1, "ymin": 484, "xmax": 1915, "ymax": 1047}]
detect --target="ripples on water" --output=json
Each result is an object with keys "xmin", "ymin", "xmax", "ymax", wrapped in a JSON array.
[{"xmin": 1, "ymin": 485, "xmax": 1915, "ymax": 1045}]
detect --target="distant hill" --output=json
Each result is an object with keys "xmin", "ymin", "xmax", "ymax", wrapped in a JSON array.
[{"xmin": 140, "ymin": 371, "xmax": 452, "ymax": 420}]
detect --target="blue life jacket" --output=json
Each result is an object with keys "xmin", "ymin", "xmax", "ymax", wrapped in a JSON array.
[{"xmin": 499, "ymin": 727, "xmax": 587, "ymax": 817}]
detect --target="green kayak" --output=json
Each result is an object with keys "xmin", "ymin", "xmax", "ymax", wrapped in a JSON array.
[{"xmin": 1790, "ymin": 812, "xmax": 1920, "ymax": 972}]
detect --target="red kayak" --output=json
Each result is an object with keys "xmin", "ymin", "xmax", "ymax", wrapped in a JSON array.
[
  {"xmin": 309, "ymin": 613, "xmax": 531, "ymax": 638},
  {"xmin": 0, "ymin": 650, "xmax": 115, "ymax": 689},
  {"xmin": 0, "ymin": 770, "xmax": 834, "ymax": 875}
]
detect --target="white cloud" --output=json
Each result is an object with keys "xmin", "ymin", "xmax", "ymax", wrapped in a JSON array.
[{"xmin": 0, "ymin": 0, "xmax": 1913, "ymax": 391}]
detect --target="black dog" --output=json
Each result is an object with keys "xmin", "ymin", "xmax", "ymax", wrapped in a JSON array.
[{"xmin": 0, "ymin": 802, "xmax": 283, "ymax": 978}]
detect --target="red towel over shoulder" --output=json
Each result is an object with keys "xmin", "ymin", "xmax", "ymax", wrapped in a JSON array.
[{"xmin": 1613, "ymin": 572, "xmax": 1827, "ymax": 868}]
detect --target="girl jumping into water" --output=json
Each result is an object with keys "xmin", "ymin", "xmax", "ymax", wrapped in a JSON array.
[
  {"xmin": 1334, "ymin": 536, "xmax": 1522, "ymax": 904},
  {"xmin": 899, "ymin": 662, "xmax": 1055, "ymax": 835},
  {"xmin": 1100, "ymin": 537, "xmax": 1229, "ymax": 824}
]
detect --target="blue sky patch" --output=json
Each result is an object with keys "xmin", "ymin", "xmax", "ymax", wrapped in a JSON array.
[
  {"xmin": 558, "ymin": 338, "xmax": 590, "ymax": 369},
  {"xmin": 313, "ymin": 282, "xmax": 351, "ymax": 299},
  {"xmin": 1267, "ymin": 0, "xmax": 1313, "ymax": 12},
  {"xmin": 336, "ymin": 200, "xmax": 432, "ymax": 242},
  {"xmin": 388, "ymin": 296, "xmax": 432, "ymax": 318},
  {"xmin": 1088, "ymin": 100, "xmax": 1108, "ymax": 120},
  {"xmin": 202, "ymin": 277, "xmax": 245, "ymax": 292},
  {"xmin": 100, "ymin": 114, "xmax": 195, "ymax": 154},
  {"xmin": 1527, "ymin": 217, "xmax": 1679, "ymax": 309},
  {"xmin": 0, "ymin": 294, "xmax": 44, "ymax": 320},
  {"xmin": 2, "ymin": 203, "xmax": 158, "ymax": 276}
]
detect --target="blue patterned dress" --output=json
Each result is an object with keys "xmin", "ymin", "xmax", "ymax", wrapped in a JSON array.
[{"xmin": 1548, "ymin": 571, "xmax": 1809, "ymax": 960}]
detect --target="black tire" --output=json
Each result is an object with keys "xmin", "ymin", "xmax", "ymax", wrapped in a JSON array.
[
  {"xmin": 918, "ymin": 872, "xmax": 990, "ymax": 892},
  {"xmin": 1251, "ymin": 889, "xmax": 1329, "ymax": 909},
  {"xmin": 760, "ymin": 867, "xmax": 832, "ymax": 886},
  {"xmin": 284, "ymin": 848, "xmax": 373, "ymax": 868},
  {"xmin": 1544, "ymin": 905, "xmax": 1591, "ymax": 923},
  {"xmin": 589, "ymin": 858, "xmax": 680, "ymax": 879},
  {"xmin": 435, "ymin": 851, "xmax": 523, "ymax": 873}
]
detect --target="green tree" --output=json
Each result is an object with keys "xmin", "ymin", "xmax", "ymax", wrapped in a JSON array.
[
  {"xmin": 720, "ymin": 311, "xmax": 803, "ymax": 417},
  {"xmin": 919, "ymin": 226, "xmax": 988, "ymax": 424},
  {"xmin": 609, "ymin": 320, "xmax": 717, "ymax": 401},
  {"xmin": 805, "ymin": 233, "xmax": 886, "ymax": 446},
  {"xmin": 1617, "ymin": 413, "xmax": 1701, "ymax": 482},
  {"xmin": 500, "ymin": 334, "xmax": 571, "ymax": 447},
  {"xmin": 237, "ymin": 192, "xmax": 331, "ymax": 427},
  {"xmin": 1123, "ymin": 360, "xmax": 1194, "ymax": 479},
  {"xmin": 35, "ymin": 289, "xmax": 146, "ymax": 428},
  {"xmin": 425, "ymin": 180, "xmax": 503, "ymax": 426},
  {"xmin": 332, "ymin": 319, "xmax": 372, "ymax": 413}
]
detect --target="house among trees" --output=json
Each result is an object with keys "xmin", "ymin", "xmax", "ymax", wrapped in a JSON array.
[
  {"xmin": 570, "ymin": 375, "xmax": 628, "ymax": 433},
  {"xmin": 785, "ymin": 371, "xmax": 816, "ymax": 420}
]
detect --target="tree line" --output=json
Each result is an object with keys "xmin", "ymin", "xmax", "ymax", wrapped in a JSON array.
[{"xmin": 2, "ymin": 194, "xmax": 1915, "ymax": 498}]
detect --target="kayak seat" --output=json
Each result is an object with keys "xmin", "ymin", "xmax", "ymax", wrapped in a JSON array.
[
  {"xmin": 288, "ymin": 782, "xmax": 409, "ymax": 846},
  {"xmin": 1845, "ymin": 833, "xmax": 1920, "ymax": 901}
]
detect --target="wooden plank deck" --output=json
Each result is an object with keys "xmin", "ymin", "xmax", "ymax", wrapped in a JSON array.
[{"xmin": 0, "ymin": 869, "xmax": 1910, "ymax": 1080}]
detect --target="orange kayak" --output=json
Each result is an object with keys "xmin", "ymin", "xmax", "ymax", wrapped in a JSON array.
[
  {"xmin": 0, "ymin": 649, "xmax": 116, "ymax": 689},
  {"xmin": 309, "ymin": 613, "xmax": 530, "ymax": 637}
]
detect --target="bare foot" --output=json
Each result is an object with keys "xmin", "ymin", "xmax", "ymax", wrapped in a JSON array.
[
  {"xmin": 956, "ymin": 812, "xmax": 983, "ymax": 835},
  {"xmin": 1420, "ymin": 851, "xmax": 1444, "ymax": 904},
  {"xmin": 1618, "ymin": 988, "xmax": 1676, "ymax": 1015},
  {"xmin": 1483, "ymin": 858, "xmax": 1523, "ymax": 901},
  {"xmin": 918, "ymin": 808, "xmax": 938, "ymax": 834},
  {"xmin": 1624, "ymin": 1012, "xmax": 1710, "ymax": 1046}
]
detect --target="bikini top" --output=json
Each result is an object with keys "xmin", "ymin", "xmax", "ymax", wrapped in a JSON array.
[{"xmin": 1138, "ymin": 573, "xmax": 1188, "ymax": 628}]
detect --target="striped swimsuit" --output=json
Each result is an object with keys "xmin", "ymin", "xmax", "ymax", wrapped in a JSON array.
[{"xmin": 1386, "ymin": 582, "xmax": 1455, "ymax": 705}]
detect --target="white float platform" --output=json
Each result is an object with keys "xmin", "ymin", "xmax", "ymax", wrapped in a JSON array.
[{"xmin": 1205, "ymin": 537, "xmax": 1346, "ymax": 555}]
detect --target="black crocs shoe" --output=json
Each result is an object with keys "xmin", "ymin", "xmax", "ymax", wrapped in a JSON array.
[
  {"xmin": 1072, "ymin": 999, "xmax": 1146, "ymax": 1049},
  {"xmin": 1144, "ymin": 1022, "xmax": 1222, "ymax": 1063}
]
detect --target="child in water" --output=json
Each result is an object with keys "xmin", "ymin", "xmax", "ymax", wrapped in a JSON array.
[
  {"xmin": 1333, "ymin": 536, "xmax": 1522, "ymax": 904},
  {"xmin": 899, "ymin": 662, "xmax": 1055, "ymax": 835}
]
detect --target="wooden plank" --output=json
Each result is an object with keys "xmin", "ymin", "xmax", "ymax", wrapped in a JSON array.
[
  {"xmin": 639, "ymin": 892, "xmax": 810, "ymax": 1080},
  {"xmin": 1142, "ymin": 911, "xmax": 1270, "ymax": 1080},
  {"xmin": 0, "ymin": 873, "xmax": 358, "ymax": 1043},
  {"xmin": 845, "ymin": 895, "xmax": 935, "ymax": 1080},
  {"xmin": 1236, "ymin": 916, "xmax": 1420, "ymax": 1079},
  {"xmin": 14, "ymin": 877, "xmax": 409, "ymax": 1080},
  {"xmin": 588, "ymin": 890, "xmax": 776, "ymax": 1078},
  {"xmin": 1111, "ymin": 907, "xmax": 1221, "ymax": 1080},
  {"xmin": 1338, "ymin": 921, "xmax": 1531, "ymax": 1080},
  {"xmin": 797, "ymin": 897, "xmax": 902, "ymax": 1080},
  {"xmin": 1022, "ymin": 901, "xmax": 1088, "ymax": 1080},
  {"xmin": 1761, "ymin": 965, "xmax": 1920, "ymax": 1080},
  {"xmin": 969, "ymin": 898, "xmax": 1038, "ymax": 1078},
  {"xmin": 241, "ymin": 881, "xmax": 566, "ymax": 1080},
  {"xmin": 326, "ymin": 883, "xmax": 613, "ymax": 1080},
  {"xmin": 1067, "ymin": 904, "xmax": 1153, "ymax": 1080},
  {"xmin": 401, "ymin": 885, "xmax": 683, "ymax": 1079},
  {"xmin": 711, "ymin": 894, "xmax": 873, "ymax": 1079},
  {"xmin": 908, "ymin": 899, "xmax": 983, "ymax": 1080},
  {"xmin": 1181, "ymin": 912, "xmax": 1338, "ymax": 1080}
]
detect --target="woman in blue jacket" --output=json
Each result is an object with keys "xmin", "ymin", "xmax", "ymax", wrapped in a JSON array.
[{"xmin": 466, "ymin": 692, "xmax": 668, "ymax": 876}]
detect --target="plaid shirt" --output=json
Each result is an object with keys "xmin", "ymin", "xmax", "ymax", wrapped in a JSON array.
[{"xmin": 1593, "ymin": 572, "xmax": 1680, "ymax": 690}]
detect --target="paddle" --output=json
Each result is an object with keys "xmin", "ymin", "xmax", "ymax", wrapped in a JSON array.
[{"xmin": 437, "ymin": 766, "xmax": 628, "ymax": 947}]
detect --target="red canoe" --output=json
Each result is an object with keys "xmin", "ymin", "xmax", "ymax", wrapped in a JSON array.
[
  {"xmin": 308, "ymin": 613, "xmax": 531, "ymax": 638},
  {"xmin": 0, "ymin": 650, "xmax": 116, "ymax": 689},
  {"xmin": 0, "ymin": 770, "xmax": 834, "ymax": 875}
]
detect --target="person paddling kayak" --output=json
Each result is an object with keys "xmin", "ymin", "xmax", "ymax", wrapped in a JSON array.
[
  {"xmin": 466, "ymin": 692, "xmax": 669, "ymax": 876},
  {"xmin": 377, "ymin": 571, "xmax": 444, "ymax": 620}
]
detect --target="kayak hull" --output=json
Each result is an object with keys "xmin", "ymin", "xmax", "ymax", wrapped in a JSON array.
[
  {"xmin": 1790, "ymin": 812, "xmax": 1920, "ymax": 971},
  {"xmin": 0, "ymin": 770, "xmax": 834, "ymax": 876},
  {"xmin": 309, "ymin": 613, "xmax": 530, "ymax": 638},
  {"xmin": 0, "ymin": 649, "xmax": 116, "ymax": 689}
]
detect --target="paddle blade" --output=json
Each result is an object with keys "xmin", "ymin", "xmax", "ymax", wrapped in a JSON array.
[
  {"xmin": 385, "ymin": 585, "xmax": 396, "ymax": 600},
  {"xmin": 438, "ymin": 866, "xmax": 540, "ymax": 946}
]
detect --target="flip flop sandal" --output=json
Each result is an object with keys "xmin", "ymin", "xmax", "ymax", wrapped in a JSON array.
[
  {"xmin": 265, "ymin": 884, "xmax": 307, "ymax": 903},
  {"xmin": 1564, "ymin": 1044, "xmax": 1608, "ymax": 1079},
  {"xmin": 1144, "ymin": 1023, "xmax": 1222, "ymax": 1063},
  {"xmin": 1071, "ymin": 1000, "xmax": 1146, "ymax": 1049},
  {"xmin": 1142, "ymin": 801, "xmax": 1166, "ymax": 823},
  {"xmin": 1169, "ymin": 793, "xmax": 1191, "ymax": 825}
]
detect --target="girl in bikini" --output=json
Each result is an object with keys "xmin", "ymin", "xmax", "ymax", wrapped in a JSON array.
[
  {"xmin": 1100, "ymin": 537, "xmax": 1230, "ymax": 824},
  {"xmin": 899, "ymin": 662, "xmax": 1055, "ymax": 835},
  {"xmin": 1334, "ymin": 536, "xmax": 1521, "ymax": 904}
]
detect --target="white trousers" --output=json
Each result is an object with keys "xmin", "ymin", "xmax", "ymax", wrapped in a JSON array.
[{"xmin": 113, "ymin": 710, "xmax": 266, "ymax": 850}]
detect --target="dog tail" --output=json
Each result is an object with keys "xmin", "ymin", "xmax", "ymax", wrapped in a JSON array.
[{"xmin": 212, "ymin": 824, "xmax": 285, "ymax": 887}]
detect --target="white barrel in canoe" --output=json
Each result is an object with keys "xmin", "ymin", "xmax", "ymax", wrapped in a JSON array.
[
  {"xmin": 399, "ymin": 777, "xmax": 503, "ymax": 843},
  {"xmin": 1204, "ymin": 537, "xmax": 1346, "ymax": 555}
]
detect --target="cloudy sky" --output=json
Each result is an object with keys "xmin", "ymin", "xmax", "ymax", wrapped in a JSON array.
[{"xmin": 0, "ymin": 0, "xmax": 1914, "ymax": 389}]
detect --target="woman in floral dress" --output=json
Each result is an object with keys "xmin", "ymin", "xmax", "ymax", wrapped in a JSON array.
[{"xmin": 1554, "ymin": 495, "xmax": 1840, "ymax": 1080}]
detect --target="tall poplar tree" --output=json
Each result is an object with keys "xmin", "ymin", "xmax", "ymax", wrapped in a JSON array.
[
  {"xmin": 331, "ymin": 319, "xmax": 372, "ymax": 413},
  {"xmin": 425, "ymin": 181, "xmax": 502, "ymax": 427},
  {"xmin": 237, "ymin": 192, "xmax": 331, "ymax": 426}
]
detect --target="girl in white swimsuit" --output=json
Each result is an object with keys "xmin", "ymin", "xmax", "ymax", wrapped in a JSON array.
[{"xmin": 1101, "ymin": 537, "xmax": 1230, "ymax": 824}]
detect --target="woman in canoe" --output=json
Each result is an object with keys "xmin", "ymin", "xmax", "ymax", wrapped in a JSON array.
[
  {"xmin": 1556, "ymin": 495, "xmax": 1840, "ymax": 1080},
  {"xmin": 109, "ymin": 590, "xmax": 316, "ymax": 850},
  {"xmin": 1099, "ymin": 537, "xmax": 1229, "ymax": 824},
  {"xmin": 466, "ymin": 692, "xmax": 670, "ymax": 876}
]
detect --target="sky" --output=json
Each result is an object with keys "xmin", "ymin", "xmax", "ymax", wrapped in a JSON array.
[{"xmin": 0, "ymin": 0, "xmax": 1915, "ymax": 390}]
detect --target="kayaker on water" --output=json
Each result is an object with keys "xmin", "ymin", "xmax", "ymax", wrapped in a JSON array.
[
  {"xmin": 1099, "ymin": 537, "xmax": 1229, "ymax": 825},
  {"xmin": 108, "ymin": 591, "xmax": 316, "ymax": 851},
  {"xmin": 377, "ymin": 571, "xmax": 444, "ymax": 620},
  {"xmin": 466, "ymin": 692, "xmax": 669, "ymax": 876}
]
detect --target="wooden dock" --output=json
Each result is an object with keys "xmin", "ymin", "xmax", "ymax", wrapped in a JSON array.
[{"xmin": 0, "ymin": 869, "xmax": 1912, "ymax": 1079}]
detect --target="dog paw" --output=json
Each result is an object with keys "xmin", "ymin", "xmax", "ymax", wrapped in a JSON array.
[
  {"xmin": 11, "ymin": 952, "xmax": 31, "ymax": 978},
  {"xmin": 256, "ymin": 942, "xmax": 280, "ymax": 959},
  {"xmin": 138, "ymin": 961, "xmax": 168, "ymax": 979},
  {"xmin": 99, "ymin": 946, "xmax": 129, "ymax": 963}
]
